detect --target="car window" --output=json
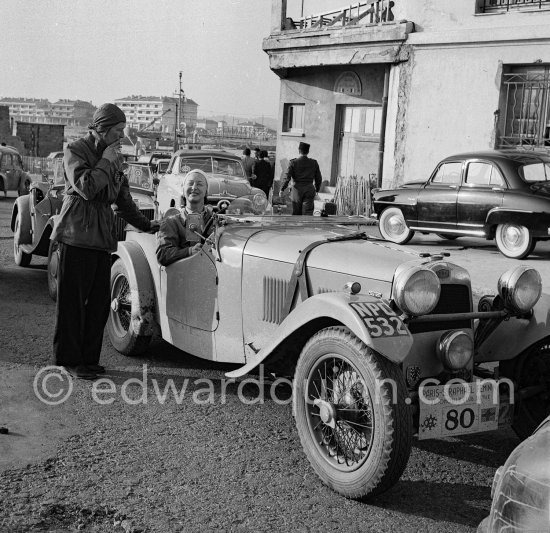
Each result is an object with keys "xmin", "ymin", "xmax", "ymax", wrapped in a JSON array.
[
  {"xmin": 465, "ymin": 162, "xmax": 504, "ymax": 187},
  {"xmin": 179, "ymin": 157, "xmax": 212, "ymax": 174},
  {"xmin": 520, "ymin": 162, "xmax": 550, "ymax": 182},
  {"xmin": 0, "ymin": 154, "xmax": 12, "ymax": 170},
  {"xmin": 431, "ymin": 162, "xmax": 462, "ymax": 185},
  {"xmin": 213, "ymin": 158, "xmax": 245, "ymax": 178},
  {"xmin": 13, "ymin": 155, "xmax": 23, "ymax": 170}
]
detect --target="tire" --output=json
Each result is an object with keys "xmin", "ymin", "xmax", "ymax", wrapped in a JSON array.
[
  {"xmin": 13, "ymin": 211, "xmax": 32, "ymax": 267},
  {"xmin": 107, "ymin": 259, "xmax": 152, "ymax": 356},
  {"xmin": 500, "ymin": 339, "xmax": 550, "ymax": 440},
  {"xmin": 436, "ymin": 234, "xmax": 458, "ymax": 241},
  {"xmin": 293, "ymin": 326, "xmax": 413, "ymax": 499},
  {"xmin": 378, "ymin": 207, "xmax": 414, "ymax": 245},
  {"xmin": 47, "ymin": 240, "xmax": 60, "ymax": 301},
  {"xmin": 495, "ymin": 223, "xmax": 533, "ymax": 259}
]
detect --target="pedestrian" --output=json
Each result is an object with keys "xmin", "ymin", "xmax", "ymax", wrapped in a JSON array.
[
  {"xmin": 253, "ymin": 147, "xmax": 261, "ymax": 161},
  {"xmin": 51, "ymin": 103, "xmax": 160, "ymax": 380},
  {"xmin": 251, "ymin": 150, "xmax": 274, "ymax": 198},
  {"xmin": 280, "ymin": 142, "xmax": 322, "ymax": 216},
  {"xmin": 241, "ymin": 147, "xmax": 254, "ymax": 181}
]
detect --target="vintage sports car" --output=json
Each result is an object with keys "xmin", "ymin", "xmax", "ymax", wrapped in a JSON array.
[
  {"xmin": 372, "ymin": 150, "xmax": 550, "ymax": 259},
  {"xmin": 0, "ymin": 144, "xmax": 31, "ymax": 197},
  {"xmin": 156, "ymin": 149, "xmax": 267, "ymax": 216},
  {"xmin": 11, "ymin": 157, "xmax": 156, "ymax": 300},
  {"xmin": 106, "ymin": 197, "xmax": 550, "ymax": 499},
  {"xmin": 478, "ymin": 415, "xmax": 550, "ymax": 532}
]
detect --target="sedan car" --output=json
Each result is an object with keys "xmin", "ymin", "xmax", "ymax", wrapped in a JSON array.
[
  {"xmin": 478, "ymin": 415, "xmax": 550, "ymax": 532},
  {"xmin": 106, "ymin": 197, "xmax": 550, "ymax": 499},
  {"xmin": 0, "ymin": 144, "xmax": 31, "ymax": 197},
  {"xmin": 156, "ymin": 149, "xmax": 267, "ymax": 216},
  {"xmin": 373, "ymin": 150, "xmax": 550, "ymax": 258}
]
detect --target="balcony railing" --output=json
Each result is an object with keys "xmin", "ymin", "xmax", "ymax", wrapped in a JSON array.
[
  {"xmin": 284, "ymin": 0, "xmax": 395, "ymax": 31},
  {"xmin": 479, "ymin": 0, "xmax": 550, "ymax": 12}
]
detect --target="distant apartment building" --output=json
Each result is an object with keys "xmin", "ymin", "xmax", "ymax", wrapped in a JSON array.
[
  {"xmin": 115, "ymin": 95, "xmax": 199, "ymax": 134},
  {"xmin": 0, "ymin": 97, "xmax": 95, "ymax": 127}
]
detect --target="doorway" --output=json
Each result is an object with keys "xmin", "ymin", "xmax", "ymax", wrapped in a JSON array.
[{"xmin": 334, "ymin": 105, "xmax": 382, "ymax": 186}]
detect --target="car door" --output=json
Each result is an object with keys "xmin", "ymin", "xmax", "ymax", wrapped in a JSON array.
[
  {"xmin": 1, "ymin": 153, "xmax": 16, "ymax": 190},
  {"xmin": 415, "ymin": 161, "xmax": 463, "ymax": 231},
  {"xmin": 457, "ymin": 160, "xmax": 505, "ymax": 234}
]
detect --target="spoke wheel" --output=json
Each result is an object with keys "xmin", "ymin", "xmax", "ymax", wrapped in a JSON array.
[
  {"xmin": 47, "ymin": 240, "xmax": 60, "ymax": 301},
  {"xmin": 495, "ymin": 223, "xmax": 533, "ymax": 259},
  {"xmin": 293, "ymin": 327, "xmax": 412, "ymax": 499},
  {"xmin": 378, "ymin": 207, "xmax": 414, "ymax": 245},
  {"xmin": 500, "ymin": 339, "xmax": 550, "ymax": 440},
  {"xmin": 107, "ymin": 259, "xmax": 152, "ymax": 356}
]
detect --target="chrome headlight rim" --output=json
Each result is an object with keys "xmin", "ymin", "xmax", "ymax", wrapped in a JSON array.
[
  {"xmin": 253, "ymin": 192, "xmax": 268, "ymax": 210},
  {"xmin": 436, "ymin": 330, "xmax": 474, "ymax": 372},
  {"xmin": 392, "ymin": 265, "xmax": 441, "ymax": 316},
  {"xmin": 497, "ymin": 266, "xmax": 542, "ymax": 314}
]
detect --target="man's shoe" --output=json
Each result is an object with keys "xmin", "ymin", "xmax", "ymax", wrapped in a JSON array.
[
  {"xmin": 63, "ymin": 365, "xmax": 98, "ymax": 380},
  {"xmin": 86, "ymin": 364, "xmax": 106, "ymax": 374}
]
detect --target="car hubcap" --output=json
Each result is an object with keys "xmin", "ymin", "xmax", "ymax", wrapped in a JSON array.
[
  {"xmin": 386, "ymin": 214, "xmax": 405, "ymax": 237},
  {"xmin": 502, "ymin": 224, "xmax": 525, "ymax": 250},
  {"xmin": 306, "ymin": 356, "xmax": 374, "ymax": 471}
]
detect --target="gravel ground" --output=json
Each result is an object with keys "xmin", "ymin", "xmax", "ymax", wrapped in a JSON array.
[{"xmin": 0, "ymin": 193, "xmax": 523, "ymax": 532}]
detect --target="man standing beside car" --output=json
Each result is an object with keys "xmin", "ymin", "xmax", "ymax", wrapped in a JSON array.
[
  {"xmin": 51, "ymin": 103, "xmax": 160, "ymax": 380},
  {"xmin": 280, "ymin": 142, "xmax": 322, "ymax": 215}
]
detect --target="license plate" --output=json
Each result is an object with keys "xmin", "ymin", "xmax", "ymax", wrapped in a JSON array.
[{"xmin": 418, "ymin": 381, "xmax": 500, "ymax": 440}]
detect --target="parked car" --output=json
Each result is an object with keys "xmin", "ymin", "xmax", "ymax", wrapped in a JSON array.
[
  {"xmin": 106, "ymin": 196, "xmax": 550, "ymax": 499},
  {"xmin": 477, "ymin": 415, "xmax": 550, "ymax": 533},
  {"xmin": 0, "ymin": 144, "xmax": 31, "ymax": 197},
  {"xmin": 11, "ymin": 159, "xmax": 157, "ymax": 300},
  {"xmin": 156, "ymin": 149, "xmax": 267, "ymax": 216},
  {"xmin": 137, "ymin": 150, "xmax": 172, "ymax": 174},
  {"xmin": 372, "ymin": 150, "xmax": 550, "ymax": 259}
]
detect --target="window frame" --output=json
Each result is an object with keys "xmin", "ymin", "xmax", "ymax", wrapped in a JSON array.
[{"xmin": 282, "ymin": 103, "xmax": 305, "ymax": 136}]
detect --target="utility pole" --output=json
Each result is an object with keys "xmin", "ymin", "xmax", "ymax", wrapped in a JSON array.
[
  {"xmin": 179, "ymin": 71, "xmax": 183, "ymax": 140},
  {"xmin": 173, "ymin": 102, "xmax": 179, "ymax": 152}
]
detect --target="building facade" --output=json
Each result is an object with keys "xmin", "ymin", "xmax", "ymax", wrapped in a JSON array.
[
  {"xmin": 115, "ymin": 95, "xmax": 198, "ymax": 134},
  {"xmin": 0, "ymin": 98, "xmax": 95, "ymax": 127},
  {"xmin": 265, "ymin": 0, "xmax": 550, "ymax": 187}
]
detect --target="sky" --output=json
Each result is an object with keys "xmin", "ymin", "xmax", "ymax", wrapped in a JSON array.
[
  {"xmin": 0, "ymin": 0, "xmax": 343, "ymax": 121},
  {"xmin": 0, "ymin": 0, "xmax": 291, "ymax": 121}
]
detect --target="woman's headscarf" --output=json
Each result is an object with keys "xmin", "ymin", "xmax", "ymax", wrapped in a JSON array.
[
  {"xmin": 88, "ymin": 103, "xmax": 126, "ymax": 132},
  {"xmin": 181, "ymin": 169, "xmax": 209, "ymax": 207}
]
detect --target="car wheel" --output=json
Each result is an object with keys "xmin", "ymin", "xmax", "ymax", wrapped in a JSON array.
[
  {"xmin": 107, "ymin": 259, "xmax": 152, "ymax": 356},
  {"xmin": 47, "ymin": 240, "xmax": 60, "ymax": 301},
  {"xmin": 500, "ymin": 339, "xmax": 550, "ymax": 440},
  {"xmin": 293, "ymin": 326, "xmax": 412, "ymax": 499},
  {"xmin": 436, "ymin": 234, "xmax": 459, "ymax": 241},
  {"xmin": 378, "ymin": 207, "xmax": 414, "ymax": 245},
  {"xmin": 13, "ymin": 211, "xmax": 32, "ymax": 267},
  {"xmin": 495, "ymin": 223, "xmax": 533, "ymax": 259}
]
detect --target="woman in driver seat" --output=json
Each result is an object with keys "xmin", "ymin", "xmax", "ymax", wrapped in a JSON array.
[{"xmin": 156, "ymin": 169, "xmax": 214, "ymax": 266}]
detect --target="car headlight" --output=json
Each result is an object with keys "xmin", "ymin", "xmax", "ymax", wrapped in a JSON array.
[
  {"xmin": 497, "ymin": 266, "xmax": 542, "ymax": 314},
  {"xmin": 436, "ymin": 330, "xmax": 473, "ymax": 371},
  {"xmin": 253, "ymin": 192, "xmax": 267, "ymax": 210},
  {"xmin": 392, "ymin": 266, "xmax": 441, "ymax": 315}
]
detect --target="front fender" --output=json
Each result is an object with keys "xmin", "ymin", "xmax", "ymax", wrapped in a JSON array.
[
  {"xmin": 475, "ymin": 293, "xmax": 550, "ymax": 363},
  {"xmin": 112, "ymin": 241, "xmax": 156, "ymax": 337},
  {"xmin": 226, "ymin": 292, "xmax": 412, "ymax": 378}
]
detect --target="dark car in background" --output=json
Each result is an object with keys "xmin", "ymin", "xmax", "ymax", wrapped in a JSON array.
[
  {"xmin": 373, "ymin": 150, "xmax": 550, "ymax": 258},
  {"xmin": 0, "ymin": 145, "xmax": 31, "ymax": 197}
]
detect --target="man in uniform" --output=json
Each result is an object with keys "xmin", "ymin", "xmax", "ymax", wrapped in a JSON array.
[{"xmin": 280, "ymin": 142, "xmax": 322, "ymax": 215}]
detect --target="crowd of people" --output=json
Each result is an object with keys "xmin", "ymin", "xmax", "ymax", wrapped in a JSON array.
[{"xmin": 51, "ymin": 103, "xmax": 323, "ymax": 380}]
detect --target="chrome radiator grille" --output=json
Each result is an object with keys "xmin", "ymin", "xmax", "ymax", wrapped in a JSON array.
[{"xmin": 114, "ymin": 209, "xmax": 155, "ymax": 242}]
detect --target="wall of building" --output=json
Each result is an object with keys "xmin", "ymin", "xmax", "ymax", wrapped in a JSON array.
[
  {"xmin": 390, "ymin": 37, "xmax": 550, "ymax": 186},
  {"xmin": 275, "ymin": 64, "xmax": 385, "ymax": 183},
  {"xmin": 16, "ymin": 122, "xmax": 64, "ymax": 157}
]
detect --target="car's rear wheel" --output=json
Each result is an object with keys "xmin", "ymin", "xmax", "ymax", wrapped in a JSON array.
[
  {"xmin": 47, "ymin": 240, "xmax": 60, "ymax": 301},
  {"xmin": 293, "ymin": 327, "xmax": 412, "ymax": 499},
  {"xmin": 13, "ymin": 211, "xmax": 32, "ymax": 267},
  {"xmin": 495, "ymin": 223, "xmax": 533, "ymax": 259},
  {"xmin": 378, "ymin": 207, "xmax": 414, "ymax": 245},
  {"xmin": 500, "ymin": 339, "xmax": 550, "ymax": 440},
  {"xmin": 436, "ymin": 233, "xmax": 459, "ymax": 241},
  {"xmin": 107, "ymin": 259, "xmax": 152, "ymax": 356}
]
